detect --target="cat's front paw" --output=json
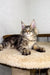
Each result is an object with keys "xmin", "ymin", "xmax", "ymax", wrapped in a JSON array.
[
  {"xmin": 36, "ymin": 47, "xmax": 45, "ymax": 52},
  {"xmin": 22, "ymin": 48, "xmax": 31, "ymax": 55}
]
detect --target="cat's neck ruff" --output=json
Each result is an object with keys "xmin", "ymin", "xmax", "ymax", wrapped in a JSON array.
[{"xmin": 26, "ymin": 38, "xmax": 36, "ymax": 42}]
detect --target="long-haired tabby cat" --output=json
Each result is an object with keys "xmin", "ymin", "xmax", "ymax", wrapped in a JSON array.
[{"xmin": 0, "ymin": 20, "xmax": 45, "ymax": 55}]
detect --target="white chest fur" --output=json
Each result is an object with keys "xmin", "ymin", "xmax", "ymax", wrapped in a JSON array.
[{"xmin": 28, "ymin": 41, "xmax": 36, "ymax": 49}]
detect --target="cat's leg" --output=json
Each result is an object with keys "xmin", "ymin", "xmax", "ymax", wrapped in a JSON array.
[
  {"xmin": 21, "ymin": 48, "xmax": 31, "ymax": 55},
  {"xmin": 0, "ymin": 42, "xmax": 6, "ymax": 51},
  {"xmin": 0, "ymin": 43, "xmax": 3, "ymax": 51},
  {"xmin": 32, "ymin": 43, "xmax": 45, "ymax": 52},
  {"xmin": 17, "ymin": 46, "xmax": 31, "ymax": 55},
  {"xmin": 0, "ymin": 41, "xmax": 8, "ymax": 51}
]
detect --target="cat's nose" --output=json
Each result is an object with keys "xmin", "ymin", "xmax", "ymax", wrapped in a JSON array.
[{"xmin": 27, "ymin": 30, "xmax": 29, "ymax": 33}]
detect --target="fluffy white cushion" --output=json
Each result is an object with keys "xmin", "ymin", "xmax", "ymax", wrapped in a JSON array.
[{"xmin": 0, "ymin": 42, "xmax": 50, "ymax": 69}]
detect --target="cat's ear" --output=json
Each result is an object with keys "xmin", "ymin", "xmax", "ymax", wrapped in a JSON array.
[
  {"xmin": 30, "ymin": 19, "xmax": 36, "ymax": 29},
  {"xmin": 21, "ymin": 21, "xmax": 25, "ymax": 29},
  {"xmin": 34, "ymin": 27, "xmax": 38, "ymax": 35},
  {"xmin": 30, "ymin": 19, "xmax": 38, "ymax": 35}
]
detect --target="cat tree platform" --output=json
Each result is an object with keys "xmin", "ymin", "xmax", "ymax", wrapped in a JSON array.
[{"xmin": 0, "ymin": 42, "xmax": 50, "ymax": 75}]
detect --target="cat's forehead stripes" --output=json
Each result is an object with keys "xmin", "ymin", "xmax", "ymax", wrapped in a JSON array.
[
  {"xmin": 24, "ymin": 26, "xmax": 31, "ymax": 32},
  {"xmin": 22, "ymin": 25, "xmax": 34, "ymax": 33},
  {"xmin": 25, "ymin": 26, "xmax": 31, "ymax": 30},
  {"xmin": 25, "ymin": 26, "xmax": 30, "ymax": 28}
]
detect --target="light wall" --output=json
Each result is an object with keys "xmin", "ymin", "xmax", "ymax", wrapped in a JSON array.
[
  {"xmin": 0, "ymin": 0, "xmax": 29, "ymax": 42},
  {"xmin": 0, "ymin": 0, "xmax": 50, "ymax": 42},
  {"xmin": 29, "ymin": 0, "xmax": 50, "ymax": 34}
]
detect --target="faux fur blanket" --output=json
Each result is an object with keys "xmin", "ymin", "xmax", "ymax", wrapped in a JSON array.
[{"xmin": 0, "ymin": 42, "xmax": 50, "ymax": 69}]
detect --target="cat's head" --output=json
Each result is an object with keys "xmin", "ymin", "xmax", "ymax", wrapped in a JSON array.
[{"xmin": 21, "ymin": 19, "xmax": 38, "ymax": 40}]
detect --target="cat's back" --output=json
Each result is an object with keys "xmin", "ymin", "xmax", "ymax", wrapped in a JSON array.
[{"xmin": 3, "ymin": 34, "xmax": 23, "ymax": 42}]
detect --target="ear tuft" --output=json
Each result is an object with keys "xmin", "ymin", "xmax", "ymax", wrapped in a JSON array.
[
  {"xmin": 31, "ymin": 19, "xmax": 36, "ymax": 28},
  {"xmin": 21, "ymin": 21, "xmax": 24, "ymax": 24},
  {"xmin": 21, "ymin": 21, "xmax": 25, "ymax": 29}
]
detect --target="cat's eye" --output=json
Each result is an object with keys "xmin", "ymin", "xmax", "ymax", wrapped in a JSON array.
[{"xmin": 23, "ymin": 29, "xmax": 26, "ymax": 32}]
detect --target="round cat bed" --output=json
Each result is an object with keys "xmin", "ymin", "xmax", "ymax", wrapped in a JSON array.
[{"xmin": 0, "ymin": 42, "xmax": 50, "ymax": 69}]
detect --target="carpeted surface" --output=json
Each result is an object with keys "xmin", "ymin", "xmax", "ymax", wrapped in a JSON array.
[{"xmin": 0, "ymin": 42, "xmax": 50, "ymax": 69}]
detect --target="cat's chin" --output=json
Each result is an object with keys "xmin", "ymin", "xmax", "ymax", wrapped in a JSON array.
[{"xmin": 26, "ymin": 35, "xmax": 31, "ymax": 37}]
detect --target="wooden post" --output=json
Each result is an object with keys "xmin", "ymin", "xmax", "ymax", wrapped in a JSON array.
[
  {"xmin": 12, "ymin": 68, "xmax": 30, "ymax": 75},
  {"xmin": 48, "ymin": 69, "xmax": 50, "ymax": 75},
  {"xmin": 39, "ymin": 69, "xmax": 40, "ymax": 75}
]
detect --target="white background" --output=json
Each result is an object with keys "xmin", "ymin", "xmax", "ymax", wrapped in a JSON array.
[
  {"xmin": 0, "ymin": 0, "xmax": 50, "ymax": 42},
  {"xmin": 29, "ymin": 0, "xmax": 50, "ymax": 34},
  {"xmin": 0, "ymin": 0, "xmax": 29, "ymax": 42}
]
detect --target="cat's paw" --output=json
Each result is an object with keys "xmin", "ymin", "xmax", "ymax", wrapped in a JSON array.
[
  {"xmin": 22, "ymin": 48, "xmax": 31, "ymax": 55},
  {"xmin": 0, "ymin": 44, "xmax": 3, "ymax": 51},
  {"xmin": 36, "ymin": 47, "xmax": 45, "ymax": 52}
]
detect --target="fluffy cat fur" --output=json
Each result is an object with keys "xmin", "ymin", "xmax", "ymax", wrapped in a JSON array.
[{"xmin": 0, "ymin": 20, "xmax": 45, "ymax": 55}]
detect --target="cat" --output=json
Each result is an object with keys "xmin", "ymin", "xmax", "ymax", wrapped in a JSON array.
[{"xmin": 0, "ymin": 19, "xmax": 45, "ymax": 55}]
